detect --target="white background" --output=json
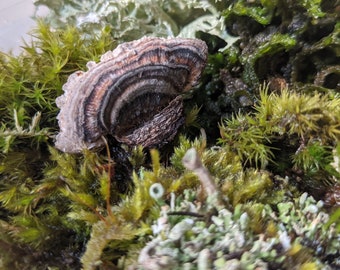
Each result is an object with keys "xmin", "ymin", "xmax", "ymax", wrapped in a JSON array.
[{"xmin": 0, "ymin": 0, "xmax": 48, "ymax": 54}]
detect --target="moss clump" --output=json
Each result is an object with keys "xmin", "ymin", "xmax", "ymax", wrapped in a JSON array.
[
  {"xmin": 219, "ymin": 86, "xmax": 340, "ymax": 199},
  {"xmin": 0, "ymin": 0, "xmax": 339, "ymax": 269},
  {"xmin": 219, "ymin": 86, "xmax": 340, "ymax": 164}
]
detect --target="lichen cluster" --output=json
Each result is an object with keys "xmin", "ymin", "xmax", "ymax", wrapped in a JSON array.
[
  {"xmin": 134, "ymin": 188, "xmax": 338, "ymax": 269},
  {"xmin": 0, "ymin": 0, "xmax": 339, "ymax": 269},
  {"xmin": 33, "ymin": 0, "xmax": 227, "ymax": 41}
]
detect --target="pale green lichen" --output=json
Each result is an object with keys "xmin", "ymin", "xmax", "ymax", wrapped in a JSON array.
[
  {"xmin": 132, "ymin": 185, "xmax": 338, "ymax": 269},
  {"xmin": 34, "ymin": 0, "xmax": 228, "ymax": 41}
]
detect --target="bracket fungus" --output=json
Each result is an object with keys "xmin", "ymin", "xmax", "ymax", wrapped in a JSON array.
[{"xmin": 55, "ymin": 37, "xmax": 208, "ymax": 153}]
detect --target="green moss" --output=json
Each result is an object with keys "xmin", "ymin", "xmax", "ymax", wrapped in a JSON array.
[
  {"xmin": 219, "ymin": 87, "xmax": 339, "ymax": 172},
  {"xmin": 223, "ymin": 0, "xmax": 278, "ymax": 25},
  {"xmin": 0, "ymin": 22, "xmax": 114, "ymax": 153},
  {"xmin": 0, "ymin": 0, "xmax": 339, "ymax": 269}
]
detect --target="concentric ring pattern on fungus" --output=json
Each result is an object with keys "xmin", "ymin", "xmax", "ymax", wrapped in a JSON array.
[{"xmin": 55, "ymin": 37, "xmax": 208, "ymax": 153}]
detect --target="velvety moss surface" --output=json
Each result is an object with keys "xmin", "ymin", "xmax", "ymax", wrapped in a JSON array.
[{"xmin": 0, "ymin": 0, "xmax": 339, "ymax": 269}]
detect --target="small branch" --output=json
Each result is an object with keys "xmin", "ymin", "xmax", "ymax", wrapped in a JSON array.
[{"xmin": 182, "ymin": 148, "xmax": 224, "ymax": 207}]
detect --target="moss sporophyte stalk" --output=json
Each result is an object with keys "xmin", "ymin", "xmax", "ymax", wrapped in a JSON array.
[{"xmin": 0, "ymin": 0, "xmax": 339, "ymax": 269}]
